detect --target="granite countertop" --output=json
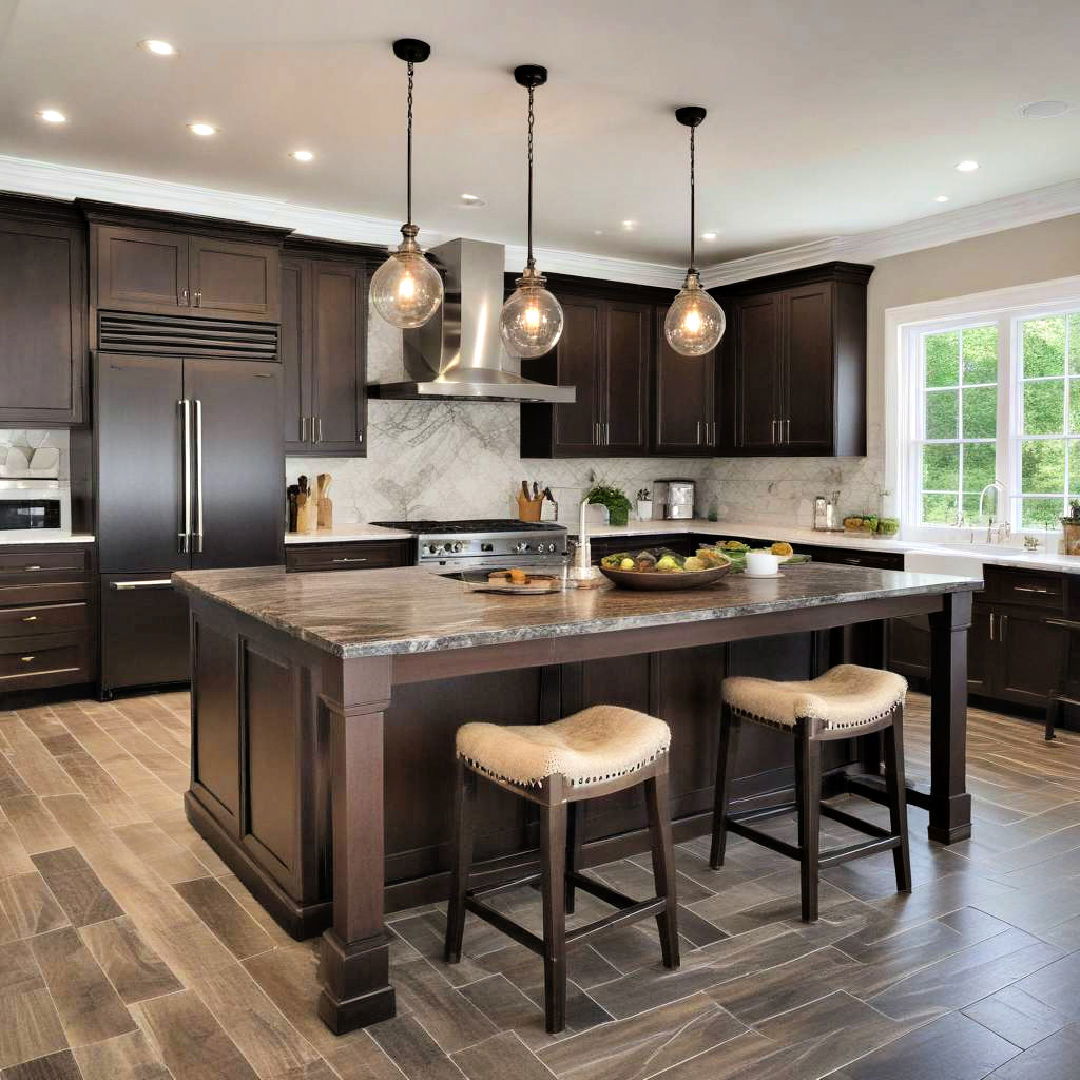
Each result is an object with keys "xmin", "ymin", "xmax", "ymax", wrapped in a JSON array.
[
  {"xmin": 0, "ymin": 531, "xmax": 95, "ymax": 546},
  {"xmin": 284, "ymin": 524, "xmax": 414, "ymax": 545},
  {"xmin": 173, "ymin": 562, "xmax": 981, "ymax": 660}
]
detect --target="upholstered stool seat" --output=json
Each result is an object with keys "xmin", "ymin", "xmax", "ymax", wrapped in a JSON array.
[
  {"xmin": 710, "ymin": 663, "xmax": 912, "ymax": 922},
  {"xmin": 721, "ymin": 664, "xmax": 907, "ymax": 732},
  {"xmin": 456, "ymin": 705, "xmax": 672, "ymax": 789},
  {"xmin": 445, "ymin": 706, "xmax": 679, "ymax": 1034}
]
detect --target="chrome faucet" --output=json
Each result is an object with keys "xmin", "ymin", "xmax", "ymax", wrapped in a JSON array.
[{"xmin": 977, "ymin": 481, "xmax": 1011, "ymax": 544}]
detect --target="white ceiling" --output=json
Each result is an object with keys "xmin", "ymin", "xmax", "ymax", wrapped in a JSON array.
[{"xmin": 1, "ymin": 0, "xmax": 1079, "ymax": 266}]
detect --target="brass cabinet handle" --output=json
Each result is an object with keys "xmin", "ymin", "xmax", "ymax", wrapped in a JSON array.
[
  {"xmin": 20, "ymin": 656, "xmax": 36, "ymax": 663},
  {"xmin": 1013, "ymin": 585, "xmax": 1053, "ymax": 595},
  {"xmin": 330, "ymin": 557, "xmax": 368, "ymax": 564},
  {"xmin": 21, "ymin": 615, "xmax": 38, "ymax": 622}
]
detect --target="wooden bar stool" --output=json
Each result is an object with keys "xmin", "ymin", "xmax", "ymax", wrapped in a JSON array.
[
  {"xmin": 1045, "ymin": 617, "xmax": 1080, "ymax": 740},
  {"xmin": 709, "ymin": 664, "xmax": 911, "ymax": 922},
  {"xmin": 444, "ymin": 706, "xmax": 679, "ymax": 1034}
]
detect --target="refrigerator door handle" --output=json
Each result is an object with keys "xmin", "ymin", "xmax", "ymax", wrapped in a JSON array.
[
  {"xmin": 192, "ymin": 399, "xmax": 204, "ymax": 554},
  {"xmin": 178, "ymin": 399, "xmax": 192, "ymax": 554}
]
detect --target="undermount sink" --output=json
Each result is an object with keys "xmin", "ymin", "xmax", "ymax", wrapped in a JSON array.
[{"xmin": 932, "ymin": 541, "xmax": 1025, "ymax": 556}]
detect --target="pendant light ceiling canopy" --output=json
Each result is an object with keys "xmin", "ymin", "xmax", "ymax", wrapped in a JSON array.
[
  {"xmin": 370, "ymin": 37, "xmax": 444, "ymax": 330},
  {"xmin": 665, "ymin": 106, "xmax": 726, "ymax": 357},
  {"xmin": 499, "ymin": 64, "xmax": 564, "ymax": 360}
]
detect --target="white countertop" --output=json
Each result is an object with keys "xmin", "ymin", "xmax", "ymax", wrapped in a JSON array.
[
  {"xmin": 573, "ymin": 518, "xmax": 1080, "ymax": 575},
  {"xmin": 0, "ymin": 531, "xmax": 95, "ymax": 546},
  {"xmin": 285, "ymin": 524, "xmax": 413, "ymax": 545}
]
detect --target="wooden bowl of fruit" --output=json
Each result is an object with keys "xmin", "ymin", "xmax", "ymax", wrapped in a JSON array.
[{"xmin": 598, "ymin": 548, "xmax": 732, "ymax": 591}]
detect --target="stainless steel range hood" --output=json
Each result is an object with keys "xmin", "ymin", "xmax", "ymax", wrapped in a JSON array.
[{"xmin": 367, "ymin": 238, "xmax": 576, "ymax": 404}]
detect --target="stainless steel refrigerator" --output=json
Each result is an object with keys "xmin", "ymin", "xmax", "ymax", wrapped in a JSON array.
[{"xmin": 95, "ymin": 351, "xmax": 283, "ymax": 695}]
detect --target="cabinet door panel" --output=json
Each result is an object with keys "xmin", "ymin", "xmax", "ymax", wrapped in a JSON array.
[
  {"xmin": 190, "ymin": 238, "xmax": 279, "ymax": 320},
  {"xmin": 733, "ymin": 294, "xmax": 781, "ymax": 452},
  {"xmin": 967, "ymin": 602, "xmax": 993, "ymax": 695},
  {"xmin": 0, "ymin": 217, "xmax": 86, "ymax": 424},
  {"xmin": 310, "ymin": 261, "xmax": 365, "ymax": 452},
  {"xmin": 782, "ymin": 284, "xmax": 833, "ymax": 453},
  {"xmin": 652, "ymin": 306, "xmax": 714, "ymax": 455},
  {"xmin": 996, "ymin": 609, "xmax": 1063, "ymax": 707},
  {"xmin": 552, "ymin": 297, "xmax": 602, "ymax": 454},
  {"xmin": 95, "ymin": 226, "xmax": 188, "ymax": 312},
  {"xmin": 603, "ymin": 301, "xmax": 650, "ymax": 454},
  {"xmin": 281, "ymin": 259, "xmax": 308, "ymax": 451}
]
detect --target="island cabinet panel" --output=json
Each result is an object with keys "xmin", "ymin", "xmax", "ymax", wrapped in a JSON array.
[
  {"xmin": 0, "ymin": 203, "xmax": 88, "ymax": 426},
  {"xmin": 715, "ymin": 262, "xmax": 871, "ymax": 457}
]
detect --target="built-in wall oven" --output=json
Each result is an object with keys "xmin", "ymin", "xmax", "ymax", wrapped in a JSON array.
[{"xmin": 0, "ymin": 498, "xmax": 61, "ymax": 531}]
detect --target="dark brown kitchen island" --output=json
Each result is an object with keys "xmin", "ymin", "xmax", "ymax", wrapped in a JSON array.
[{"xmin": 173, "ymin": 561, "xmax": 980, "ymax": 1034}]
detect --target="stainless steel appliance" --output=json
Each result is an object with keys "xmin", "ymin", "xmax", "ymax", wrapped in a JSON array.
[
  {"xmin": 371, "ymin": 519, "xmax": 568, "ymax": 573},
  {"xmin": 655, "ymin": 479, "xmax": 695, "ymax": 520},
  {"xmin": 0, "ymin": 497, "xmax": 61, "ymax": 530},
  {"xmin": 813, "ymin": 491, "xmax": 843, "ymax": 532},
  {"xmin": 95, "ymin": 352, "xmax": 283, "ymax": 696}
]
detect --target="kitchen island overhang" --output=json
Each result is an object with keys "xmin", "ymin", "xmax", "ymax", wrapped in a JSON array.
[{"xmin": 173, "ymin": 562, "xmax": 981, "ymax": 1035}]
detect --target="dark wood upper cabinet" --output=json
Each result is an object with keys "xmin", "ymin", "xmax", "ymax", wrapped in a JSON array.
[
  {"xmin": 282, "ymin": 246, "xmax": 368, "ymax": 456},
  {"xmin": 189, "ymin": 237, "xmax": 279, "ymax": 320},
  {"xmin": 0, "ymin": 197, "xmax": 87, "ymax": 426},
  {"xmin": 601, "ymin": 300, "xmax": 650, "ymax": 454},
  {"xmin": 651, "ymin": 305, "xmax": 716, "ymax": 456},
  {"xmin": 716, "ymin": 262, "xmax": 871, "ymax": 457}
]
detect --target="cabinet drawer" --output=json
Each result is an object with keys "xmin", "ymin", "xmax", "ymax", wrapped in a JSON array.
[
  {"xmin": 985, "ymin": 567, "xmax": 1064, "ymax": 611},
  {"xmin": 0, "ymin": 601, "xmax": 90, "ymax": 638},
  {"xmin": 0, "ymin": 549, "xmax": 90, "ymax": 578},
  {"xmin": 806, "ymin": 546, "xmax": 905, "ymax": 572},
  {"xmin": 0, "ymin": 632, "xmax": 91, "ymax": 689},
  {"xmin": 285, "ymin": 540, "xmax": 412, "ymax": 572},
  {"xmin": 0, "ymin": 581, "xmax": 91, "ymax": 607}
]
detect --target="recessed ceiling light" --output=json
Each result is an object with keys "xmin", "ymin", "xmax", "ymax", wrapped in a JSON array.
[
  {"xmin": 289, "ymin": 149, "xmax": 314, "ymax": 162},
  {"xmin": 594, "ymin": 229, "xmax": 604, "ymax": 235},
  {"xmin": 459, "ymin": 193, "xmax": 486, "ymax": 207},
  {"xmin": 955, "ymin": 159, "xmax": 980, "ymax": 172},
  {"xmin": 700, "ymin": 231, "xmax": 718, "ymax": 240},
  {"xmin": 621, "ymin": 219, "xmax": 637, "ymax": 230},
  {"xmin": 1020, "ymin": 99, "xmax": 1072, "ymax": 120},
  {"xmin": 934, "ymin": 194, "xmax": 950, "ymax": 203},
  {"xmin": 139, "ymin": 39, "xmax": 176, "ymax": 56},
  {"xmin": 188, "ymin": 121, "xmax": 218, "ymax": 137},
  {"xmin": 37, "ymin": 109, "xmax": 66, "ymax": 124}
]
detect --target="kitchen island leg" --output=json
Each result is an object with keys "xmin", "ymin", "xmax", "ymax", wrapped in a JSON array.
[
  {"xmin": 928, "ymin": 590, "xmax": 973, "ymax": 845},
  {"xmin": 317, "ymin": 655, "xmax": 397, "ymax": 1034}
]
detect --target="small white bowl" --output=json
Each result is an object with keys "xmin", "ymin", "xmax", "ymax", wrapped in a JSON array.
[{"xmin": 745, "ymin": 551, "xmax": 781, "ymax": 576}]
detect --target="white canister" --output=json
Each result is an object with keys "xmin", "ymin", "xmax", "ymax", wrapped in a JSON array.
[
  {"xmin": 745, "ymin": 550, "xmax": 780, "ymax": 576},
  {"xmin": 636, "ymin": 500, "xmax": 654, "ymax": 521}
]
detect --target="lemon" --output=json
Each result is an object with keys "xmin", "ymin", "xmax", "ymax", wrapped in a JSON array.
[{"xmin": 771, "ymin": 541, "xmax": 794, "ymax": 557}]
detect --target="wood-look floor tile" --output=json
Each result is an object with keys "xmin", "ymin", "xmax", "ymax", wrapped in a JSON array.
[
  {"xmin": 0, "ymin": 940, "xmax": 68, "ymax": 1068},
  {"xmin": 605, "ymin": 857, "xmax": 714, "ymax": 905},
  {"xmin": 963, "ymin": 984, "xmax": 1073, "ymax": 1049},
  {"xmin": 0, "ymin": 873, "xmax": 68, "ymax": 939},
  {"xmin": 110, "ymin": 700, "xmax": 189, "ymax": 764},
  {"xmin": 539, "ymin": 993, "xmax": 744, "ymax": 1080},
  {"xmin": 32, "ymin": 926, "xmax": 136, "ymax": 1046},
  {"xmin": 78, "ymin": 916, "xmax": 183, "ymax": 1004},
  {"xmin": 173, "ymin": 877, "xmax": 275, "ymax": 960},
  {"xmin": 135, "ymin": 989, "xmax": 258, "ymax": 1080},
  {"xmin": 458, "ymin": 975, "xmax": 547, "ymax": 1047},
  {"xmin": 639, "ymin": 1030, "xmax": 787, "ymax": 1080},
  {"xmin": 0, "ymin": 819, "xmax": 35, "ymax": 878},
  {"xmin": 72, "ymin": 1028, "xmax": 170, "ymax": 1080},
  {"xmin": 53, "ymin": 753, "xmax": 146, "ymax": 828},
  {"xmin": 0, "ymin": 1048, "xmax": 82, "ymax": 1080},
  {"xmin": 390, "ymin": 958, "xmax": 498, "ymax": 1054},
  {"xmin": 31, "ymin": 849, "xmax": 123, "ymax": 929},
  {"xmin": 112, "ymin": 822, "xmax": 210, "ymax": 885},
  {"xmin": 0, "ymin": 796, "xmax": 69, "ymax": 856},
  {"xmin": 217, "ymin": 874, "xmax": 297, "ymax": 949},
  {"xmin": 367, "ymin": 1014, "xmax": 466, "ymax": 1080},
  {"xmin": 1012, "ymin": 950, "xmax": 1080, "ymax": 1018},
  {"xmin": 18, "ymin": 709, "xmax": 82, "ymax": 759},
  {"xmin": 985, "ymin": 1020, "xmax": 1080, "ymax": 1078},
  {"xmin": 452, "ymin": 1031, "xmax": 553, "ymax": 1080},
  {"xmin": 391, "ymin": 911, "xmax": 496, "ymax": 986},
  {"xmin": 0, "ymin": 754, "xmax": 32, "ymax": 801},
  {"xmin": 478, "ymin": 938, "xmax": 621, "ymax": 993},
  {"xmin": 844, "ymin": 1011, "xmax": 1021, "ymax": 1080},
  {"xmin": 0, "ymin": 716, "xmax": 76, "ymax": 797},
  {"xmin": 150, "ymin": 809, "xmax": 231, "ymax": 877}
]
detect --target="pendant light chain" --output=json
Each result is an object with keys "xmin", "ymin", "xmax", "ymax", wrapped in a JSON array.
[
  {"xmin": 405, "ymin": 60, "xmax": 415, "ymax": 227},
  {"xmin": 689, "ymin": 125, "xmax": 696, "ymax": 273},
  {"xmin": 526, "ymin": 83, "xmax": 536, "ymax": 270}
]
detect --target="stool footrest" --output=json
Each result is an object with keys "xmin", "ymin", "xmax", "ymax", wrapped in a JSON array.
[
  {"xmin": 818, "ymin": 835, "xmax": 901, "ymax": 868},
  {"xmin": 567, "ymin": 871, "xmax": 638, "ymax": 912},
  {"xmin": 819, "ymin": 803, "xmax": 892, "ymax": 839},
  {"xmin": 726, "ymin": 818, "xmax": 801, "ymax": 861},
  {"xmin": 468, "ymin": 872, "xmax": 542, "ymax": 902},
  {"xmin": 565, "ymin": 897, "xmax": 668, "ymax": 946},
  {"xmin": 464, "ymin": 897, "xmax": 544, "ymax": 956}
]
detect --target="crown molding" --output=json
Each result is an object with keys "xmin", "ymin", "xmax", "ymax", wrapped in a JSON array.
[
  {"xmin": 702, "ymin": 176, "xmax": 1080, "ymax": 287},
  {"xmin": 0, "ymin": 153, "xmax": 683, "ymax": 286}
]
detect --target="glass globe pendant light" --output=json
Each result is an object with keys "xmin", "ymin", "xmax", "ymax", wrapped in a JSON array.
[
  {"xmin": 665, "ymin": 106, "xmax": 726, "ymax": 356},
  {"xmin": 370, "ymin": 38, "xmax": 443, "ymax": 329},
  {"xmin": 499, "ymin": 65, "xmax": 563, "ymax": 359}
]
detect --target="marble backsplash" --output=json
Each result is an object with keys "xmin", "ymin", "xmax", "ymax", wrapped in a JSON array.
[{"xmin": 286, "ymin": 303, "xmax": 886, "ymax": 528}]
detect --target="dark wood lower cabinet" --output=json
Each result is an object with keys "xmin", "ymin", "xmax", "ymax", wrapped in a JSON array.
[{"xmin": 285, "ymin": 539, "xmax": 413, "ymax": 573}]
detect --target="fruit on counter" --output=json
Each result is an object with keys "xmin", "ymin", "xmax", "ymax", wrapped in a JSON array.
[
  {"xmin": 619, "ymin": 557, "xmax": 635, "ymax": 570},
  {"xmin": 694, "ymin": 548, "xmax": 730, "ymax": 569},
  {"xmin": 721, "ymin": 540, "xmax": 751, "ymax": 552},
  {"xmin": 655, "ymin": 554, "xmax": 681, "ymax": 571},
  {"xmin": 684, "ymin": 556, "xmax": 706, "ymax": 571},
  {"xmin": 843, "ymin": 514, "xmax": 879, "ymax": 532},
  {"xmin": 770, "ymin": 541, "xmax": 794, "ymax": 557},
  {"xmin": 875, "ymin": 518, "xmax": 900, "ymax": 536},
  {"xmin": 597, "ymin": 547, "xmax": 731, "ymax": 575},
  {"xmin": 599, "ymin": 552, "xmax": 633, "ymax": 569}
]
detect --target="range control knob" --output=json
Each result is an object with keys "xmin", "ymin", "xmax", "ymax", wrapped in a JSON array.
[
  {"xmin": 547, "ymin": 542, "xmax": 557, "ymax": 553},
  {"xmin": 451, "ymin": 541, "xmax": 464, "ymax": 553},
  {"xmin": 426, "ymin": 543, "xmax": 439, "ymax": 555}
]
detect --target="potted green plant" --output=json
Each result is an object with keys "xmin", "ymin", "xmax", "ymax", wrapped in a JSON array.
[
  {"xmin": 636, "ymin": 487, "xmax": 653, "ymax": 521},
  {"xmin": 584, "ymin": 481, "xmax": 633, "ymax": 527}
]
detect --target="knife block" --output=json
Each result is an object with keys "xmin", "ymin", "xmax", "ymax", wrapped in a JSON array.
[
  {"xmin": 517, "ymin": 494, "xmax": 542, "ymax": 522},
  {"xmin": 295, "ymin": 493, "xmax": 317, "ymax": 534}
]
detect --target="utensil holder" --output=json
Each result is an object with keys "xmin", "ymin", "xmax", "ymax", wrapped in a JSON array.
[
  {"xmin": 1064, "ymin": 522, "xmax": 1080, "ymax": 557},
  {"xmin": 517, "ymin": 495, "xmax": 542, "ymax": 522}
]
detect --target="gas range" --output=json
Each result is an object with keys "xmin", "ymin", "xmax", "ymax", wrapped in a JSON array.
[{"xmin": 371, "ymin": 519, "xmax": 568, "ymax": 571}]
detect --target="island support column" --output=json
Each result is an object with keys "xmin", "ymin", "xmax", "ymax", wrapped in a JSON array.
[
  {"xmin": 928, "ymin": 590, "xmax": 973, "ymax": 844},
  {"xmin": 317, "ymin": 654, "xmax": 397, "ymax": 1034}
]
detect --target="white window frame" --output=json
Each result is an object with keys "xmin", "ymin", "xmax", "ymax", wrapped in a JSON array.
[{"xmin": 884, "ymin": 274, "xmax": 1080, "ymax": 542}]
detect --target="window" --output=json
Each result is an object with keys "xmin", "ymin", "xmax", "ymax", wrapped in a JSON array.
[{"xmin": 897, "ymin": 295, "xmax": 1080, "ymax": 539}]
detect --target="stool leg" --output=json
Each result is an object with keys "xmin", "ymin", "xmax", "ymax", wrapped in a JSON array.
[
  {"xmin": 444, "ymin": 760, "xmax": 476, "ymax": 964},
  {"xmin": 645, "ymin": 759, "xmax": 680, "ymax": 970},
  {"xmin": 564, "ymin": 801, "xmax": 581, "ymax": 915},
  {"xmin": 709, "ymin": 704, "xmax": 739, "ymax": 870},
  {"xmin": 793, "ymin": 718, "xmax": 822, "ymax": 923},
  {"xmin": 883, "ymin": 706, "xmax": 912, "ymax": 893},
  {"xmin": 539, "ymin": 786, "xmax": 567, "ymax": 1035}
]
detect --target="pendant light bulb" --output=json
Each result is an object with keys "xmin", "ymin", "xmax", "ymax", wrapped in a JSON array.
[
  {"xmin": 666, "ymin": 106, "xmax": 725, "ymax": 356},
  {"xmin": 372, "ymin": 39, "xmax": 443, "ymax": 330},
  {"xmin": 500, "ymin": 65, "xmax": 563, "ymax": 359}
]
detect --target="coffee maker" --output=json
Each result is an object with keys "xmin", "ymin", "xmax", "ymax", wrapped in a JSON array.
[{"xmin": 655, "ymin": 479, "xmax": 695, "ymax": 520}]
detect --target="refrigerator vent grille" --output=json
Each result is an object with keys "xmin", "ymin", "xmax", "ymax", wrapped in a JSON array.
[{"xmin": 98, "ymin": 312, "xmax": 279, "ymax": 360}]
